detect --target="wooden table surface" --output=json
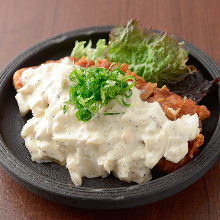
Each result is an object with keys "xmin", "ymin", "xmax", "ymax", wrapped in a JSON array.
[{"xmin": 0, "ymin": 0, "xmax": 219, "ymax": 219}]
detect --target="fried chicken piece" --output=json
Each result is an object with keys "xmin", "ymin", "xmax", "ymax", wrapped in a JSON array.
[
  {"xmin": 75, "ymin": 56, "xmax": 95, "ymax": 68},
  {"xmin": 125, "ymin": 71, "xmax": 157, "ymax": 101},
  {"xmin": 13, "ymin": 67, "xmax": 35, "ymax": 90},
  {"xmin": 147, "ymin": 85, "xmax": 210, "ymax": 122},
  {"xmin": 13, "ymin": 57, "xmax": 77, "ymax": 90},
  {"xmin": 97, "ymin": 58, "xmax": 129, "ymax": 74},
  {"xmin": 125, "ymin": 71, "xmax": 210, "ymax": 173},
  {"xmin": 155, "ymin": 133, "xmax": 204, "ymax": 173}
]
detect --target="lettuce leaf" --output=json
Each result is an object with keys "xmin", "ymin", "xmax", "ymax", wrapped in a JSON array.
[
  {"xmin": 71, "ymin": 39, "xmax": 107, "ymax": 60},
  {"xmin": 86, "ymin": 39, "xmax": 107, "ymax": 60},
  {"xmin": 104, "ymin": 19, "xmax": 195, "ymax": 87},
  {"xmin": 167, "ymin": 70, "xmax": 220, "ymax": 103},
  {"xmin": 70, "ymin": 40, "xmax": 92, "ymax": 59}
]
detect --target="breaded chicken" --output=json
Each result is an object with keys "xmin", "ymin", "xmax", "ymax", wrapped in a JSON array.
[{"xmin": 13, "ymin": 57, "xmax": 210, "ymax": 174}]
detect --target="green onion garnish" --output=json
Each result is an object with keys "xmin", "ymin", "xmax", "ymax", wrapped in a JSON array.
[{"xmin": 63, "ymin": 64, "xmax": 135, "ymax": 122}]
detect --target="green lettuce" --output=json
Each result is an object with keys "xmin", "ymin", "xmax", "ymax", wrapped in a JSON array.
[
  {"xmin": 104, "ymin": 19, "xmax": 195, "ymax": 87},
  {"xmin": 86, "ymin": 39, "xmax": 107, "ymax": 60},
  {"xmin": 70, "ymin": 40, "xmax": 92, "ymax": 59},
  {"xmin": 71, "ymin": 39, "xmax": 107, "ymax": 60}
]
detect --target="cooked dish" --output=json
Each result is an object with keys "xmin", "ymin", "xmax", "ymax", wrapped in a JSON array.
[{"xmin": 13, "ymin": 19, "xmax": 212, "ymax": 186}]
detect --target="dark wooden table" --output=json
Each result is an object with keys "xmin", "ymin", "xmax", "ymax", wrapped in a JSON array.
[{"xmin": 0, "ymin": 0, "xmax": 219, "ymax": 219}]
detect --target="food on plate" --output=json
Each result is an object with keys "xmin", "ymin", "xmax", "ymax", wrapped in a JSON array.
[
  {"xmin": 13, "ymin": 58, "xmax": 210, "ymax": 185},
  {"xmin": 13, "ymin": 19, "xmax": 213, "ymax": 186},
  {"xmin": 72, "ymin": 19, "xmax": 219, "ymax": 103}
]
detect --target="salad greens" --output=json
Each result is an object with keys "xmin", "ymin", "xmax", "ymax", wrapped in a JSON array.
[
  {"xmin": 104, "ymin": 19, "xmax": 195, "ymax": 88},
  {"xmin": 102, "ymin": 19, "xmax": 220, "ymax": 103},
  {"xmin": 169, "ymin": 69, "xmax": 220, "ymax": 103},
  {"xmin": 71, "ymin": 39, "xmax": 107, "ymax": 61},
  {"xmin": 64, "ymin": 65, "xmax": 135, "ymax": 122}
]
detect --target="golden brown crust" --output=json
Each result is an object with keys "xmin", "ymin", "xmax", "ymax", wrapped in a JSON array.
[
  {"xmin": 13, "ymin": 57, "xmax": 77, "ymax": 91},
  {"xmin": 13, "ymin": 67, "xmax": 29, "ymax": 90},
  {"xmin": 75, "ymin": 56, "xmax": 95, "ymax": 68},
  {"xmin": 96, "ymin": 58, "xmax": 129, "ymax": 74},
  {"xmin": 126, "ymin": 71, "xmax": 210, "ymax": 122},
  {"xmin": 155, "ymin": 133, "xmax": 204, "ymax": 173}
]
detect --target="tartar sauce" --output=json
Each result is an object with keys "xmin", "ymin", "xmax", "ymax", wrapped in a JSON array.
[{"xmin": 15, "ymin": 57, "xmax": 200, "ymax": 186}]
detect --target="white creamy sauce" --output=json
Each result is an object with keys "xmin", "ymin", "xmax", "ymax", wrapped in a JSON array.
[{"xmin": 15, "ymin": 57, "xmax": 200, "ymax": 186}]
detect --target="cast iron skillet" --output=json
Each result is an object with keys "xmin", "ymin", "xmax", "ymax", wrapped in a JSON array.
[{"xmin": 0, "ymin": 26, "xmax": 219, "ymax": 209}]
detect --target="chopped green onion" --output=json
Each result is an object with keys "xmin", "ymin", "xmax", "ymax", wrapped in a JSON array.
[
  {"xmin": 63, "ymin": 64, "xmax": 135, "ymax": 122},
  {"xmin": 103, "ymin": 112, "xmax": 125, "ymax": 115},
  {"xmin": 63, "ymin": 104, "xmax": 67, "ymax": 114}
]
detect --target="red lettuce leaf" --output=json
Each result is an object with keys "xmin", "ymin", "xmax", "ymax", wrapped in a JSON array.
[{"xmin": 166, "ymin": 69, "xmax": 220, "ymax": 103}]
